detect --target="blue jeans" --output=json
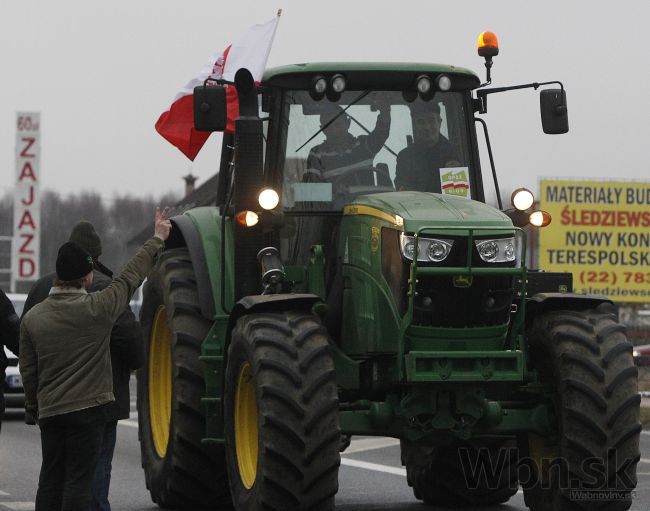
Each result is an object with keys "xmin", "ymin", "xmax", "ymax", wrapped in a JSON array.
[{"xmin": 90, "ymin": 420, "xmax": 117, "ymax": 511}]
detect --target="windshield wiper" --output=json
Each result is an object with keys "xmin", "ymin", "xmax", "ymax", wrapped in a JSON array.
[
  {"xmin": 295, "ymin": 90, "xmax": 371, "ymax": 153},
  {"xmin": 345, "ymin": 112, "xmax": 397, "ymax": 157}
]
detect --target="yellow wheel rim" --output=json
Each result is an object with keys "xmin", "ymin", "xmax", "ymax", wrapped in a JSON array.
[
  {"xmin": 149, "ymin": 305, "xmax": 172, "ymax": 458},
  {"xmin": 235, "ymin": 362, "xmax": 258, "ymax": 489}
]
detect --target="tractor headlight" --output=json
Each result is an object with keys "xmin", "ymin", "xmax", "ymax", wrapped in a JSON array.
[
  {"xmin": 331, "ymin": 74, "xmax": 346, "ymax": 93},
  {"xmin": 511, "ymin": 187, "xmax": 534, "ymax": 211},
  {"xmin": 416, "ymin": 75, "xmax": 432, "ymax": 95},
  {"xmin": 258, "ymin": 188, "xmax": 280, "ymax": 210},
  {"xmin": 437, "ymin": 74, "xmax": 452, "ymax": 91},
  {"xmin": 312, "ymin": 76, "xmax": 327, "ymax": 95},
  {"xmin": 400, "ymin": 233, "xmax": 453, "ymax": 262},
  {"xmin": 475, "ymin": 237, "xmax": 516, "ymax": 263}
]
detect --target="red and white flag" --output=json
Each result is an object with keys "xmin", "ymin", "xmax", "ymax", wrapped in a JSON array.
[{"xmin": 155, "ymin": 14, "xmax": 280, "ymax": 160}]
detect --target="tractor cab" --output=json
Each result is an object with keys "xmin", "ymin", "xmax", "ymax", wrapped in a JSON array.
[
  {"xmin": 263, "ymin": 65, "xmax": 483, "ymax": 197},
  {"xmin": 266, "ymin": 66, "xmax": 483, "ymax": 208}
]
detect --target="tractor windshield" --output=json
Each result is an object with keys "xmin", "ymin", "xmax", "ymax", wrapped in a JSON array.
[{"xmin": 277, "ymin": 89, "xmax": 475, "ymax": 213}]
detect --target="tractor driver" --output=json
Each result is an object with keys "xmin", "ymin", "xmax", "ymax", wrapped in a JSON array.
[
  {"xmin": 305, "ymin": 102, "xmax": 391, "ymax": 187},
  {"xmin": 394, "ymin": 101, "xmax": 460, "ymax": 192}
]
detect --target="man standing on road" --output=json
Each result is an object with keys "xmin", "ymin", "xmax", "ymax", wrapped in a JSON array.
[
  {"xmin": 19, "ymin": 208, "xmax": 171, "ymax": 511},
  {"xmin": 22, "ymin": 221, "xmax": 145, "ymax": 511},
  {"xmin": 0, "ymin": 288, "xmax": 20, "ymax": 434}
]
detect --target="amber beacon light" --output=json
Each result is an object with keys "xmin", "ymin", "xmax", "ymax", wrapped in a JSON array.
[
  {"xmin": 477, "ymin": 31, "xmax": 499, "ymax": 84},
  {"xmin": 477, "ymin": 31, "xmax": 499, "ymax": 57}
]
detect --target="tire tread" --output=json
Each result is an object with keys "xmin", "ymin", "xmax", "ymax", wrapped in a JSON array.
[{"xmin": 524, "ymin": 307, "xmax": 640, "ymax": 511}]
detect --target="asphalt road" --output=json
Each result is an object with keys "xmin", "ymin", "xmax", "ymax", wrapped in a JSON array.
[{"xmin": 2, "ymin": 387, "xmax": 650, "ymax": 510}]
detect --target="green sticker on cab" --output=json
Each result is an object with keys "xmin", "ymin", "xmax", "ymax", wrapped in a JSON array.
[{"xmin": 440, "ymin": 167, "xmax": 470, "ymax": 198}]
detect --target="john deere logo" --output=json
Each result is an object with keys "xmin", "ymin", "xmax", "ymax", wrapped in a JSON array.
[{"xmin": 453, "ymin": 275, "xmax": 473, "ymax": 288}]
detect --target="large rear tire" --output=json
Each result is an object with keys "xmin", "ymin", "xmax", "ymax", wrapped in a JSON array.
[
  {"xmin": 137, "ymin": 248, "xmax": 230, "ymax": 508},
  {"xmin": 403, "ymin": 438, "xmax": 518, "ymax": 507},
  {"xmin": 523, "ymin": 304, "xmax": 640, "ymax": 510},
  {"xmin": 224, "ymin": 311, "xmax": 340, "ymax": 511}
]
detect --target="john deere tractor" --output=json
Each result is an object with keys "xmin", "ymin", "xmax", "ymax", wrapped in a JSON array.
[{"xmin": 137, "ymin": 33, "xmax": 640, "ymax": 510}]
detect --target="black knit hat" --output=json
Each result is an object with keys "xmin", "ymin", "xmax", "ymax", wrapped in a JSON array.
[
  {"xmin": 69, "ymin": 221, "xmax": 102, "ymax": 258},
  {"xmin": 56, "ymin": 241, "xmax": 94, "ymax": 281}
]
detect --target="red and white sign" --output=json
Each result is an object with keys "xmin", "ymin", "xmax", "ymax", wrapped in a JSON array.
[
  {"xmin": 12, "ymin": 112, "xmax": 41, "ymax": 286},
  {"xmin": 155, "ymin": 14, "xmax": 280, "ymax": 160}
]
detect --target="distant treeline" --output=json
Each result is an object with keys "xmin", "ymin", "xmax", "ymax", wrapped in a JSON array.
[{"xmin": 0, "ymin": 190, "xmax": 179, "ymax": 278}]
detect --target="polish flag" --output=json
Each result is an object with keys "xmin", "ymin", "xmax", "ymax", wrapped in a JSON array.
[{"xmin": 155, "ymin": 14, "xmax": 280, "ymax": 160}]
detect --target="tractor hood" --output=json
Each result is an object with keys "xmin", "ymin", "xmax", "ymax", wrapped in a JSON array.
[{"xmin": 349, "ymin": 191, "xmax": 514, "ymax": 234}]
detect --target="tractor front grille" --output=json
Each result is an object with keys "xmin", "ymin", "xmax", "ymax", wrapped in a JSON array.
[
  {"xmin": 381, "ymin": 228, "xmax": 517, "ymax": 328},
  {"xmin": 412, "ymin": 275, "xmax": 514, "ymax": 327}
]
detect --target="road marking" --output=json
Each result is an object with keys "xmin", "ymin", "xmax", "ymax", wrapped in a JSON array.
[
  {"xmin": 639, "ymin": 458, "xmax": 650, "ymax": 464},
  {"xmin": 340, "ymin": 458, "xmax": 407, "ymax": 476},
  {"xmin": 0, "ymin": 491, "xmax": 9, "ymax": 496},
  {"xmin": 0, "ymin": 503, "xmax": 35, "ymax": 511},
  {"xmin": 343, "ymin": 437, "xmax": 400, "ymax": 455}
]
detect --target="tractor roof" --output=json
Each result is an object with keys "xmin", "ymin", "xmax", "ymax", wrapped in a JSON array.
[{"xmin": 262, "ymin": 62, "xmax": 480, "ymax": 88}]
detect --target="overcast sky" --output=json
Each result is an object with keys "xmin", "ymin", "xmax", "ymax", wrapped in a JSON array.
[{"xmin": 1, "ymin": 1, "xmax": 647, "ymax": 205}]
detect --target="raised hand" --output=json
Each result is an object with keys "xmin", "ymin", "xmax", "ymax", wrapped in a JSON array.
[{"xmin": 154, "ymin": 207, "xmax": 172, "ymax": 241}]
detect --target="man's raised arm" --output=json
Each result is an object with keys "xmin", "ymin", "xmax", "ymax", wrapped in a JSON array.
[{"xmin": 96, "ymin": 207, "xmax": 172, "ymax": 321}]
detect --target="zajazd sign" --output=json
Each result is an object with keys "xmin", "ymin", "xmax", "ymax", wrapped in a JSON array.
[
  {"xmin": 539, "ymin": 178, "xmax": 650, "ymax": 303},
  {"xmin": 12, "ymin": 112, "xmax": 41, "ymax": 288}
]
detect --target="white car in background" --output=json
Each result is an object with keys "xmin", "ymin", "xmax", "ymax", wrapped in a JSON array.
[
  {"xmin": 4, "ymin": 293, "xmax": 26, "ymax": 409},
  {"xmin": 3, "ymin": 346, "xmax": 22, "ymax": 408}
]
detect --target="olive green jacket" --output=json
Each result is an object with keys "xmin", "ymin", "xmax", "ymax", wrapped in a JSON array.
[{"xmin": 19, "ymin": 237, "xmax": 163, "ymax": 419}]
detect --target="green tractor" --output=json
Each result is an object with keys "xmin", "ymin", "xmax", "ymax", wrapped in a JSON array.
[{"xmin": 137, "ymin": 33, "xmax": 640, "ymax": 510}]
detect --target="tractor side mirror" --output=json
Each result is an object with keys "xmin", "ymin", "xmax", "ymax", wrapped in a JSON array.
[
  {"xmin": 540, "ymin": 88, "xmax": 569, "ymax": 134},
  {"xmin": 193, "ymin": 85, "xmax": 227, "ymax": 132}
]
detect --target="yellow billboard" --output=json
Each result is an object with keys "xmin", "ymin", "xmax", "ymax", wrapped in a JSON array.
[{"xmin": 539, "ymin": 179, "xmax": 650, "ymax": 303}]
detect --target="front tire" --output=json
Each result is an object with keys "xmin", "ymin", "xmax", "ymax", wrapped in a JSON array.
[
  {"xmin": 224, "ymin": 311, "xmax": 340, "ymax": 511},
  {"xmin": 523, "ymin": 304, "xmax": 640, "ymax": 510},
  {"xmin": 137, "ymin": 248, "xmax": 230, "ymax": 508}
]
